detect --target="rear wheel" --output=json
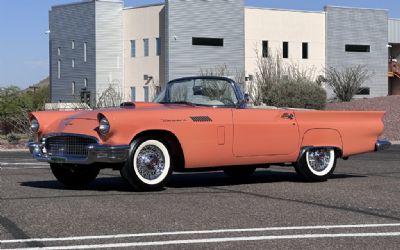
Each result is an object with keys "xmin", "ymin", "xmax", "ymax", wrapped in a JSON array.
[
  {"xmin": 50, "ymin": 163, "xmax": 100, "ymax": 188},
  {"xmin": 294, "ymin": 148, "xmax": 337, "ymax": 182},
  {"xmin": 224, "ymin": 167, "xmax": 256, "ymax": 178},
  {"xmin": 120, "ymin": 138, "xmax": 173, "ymax": 191}
]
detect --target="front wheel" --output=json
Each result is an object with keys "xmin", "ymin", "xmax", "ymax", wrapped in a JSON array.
[
  {"xmin": 120, "ymin": 138, "xmax": 173, "ymax": 191},
  {"xmin": 50, "ymin": 163, "xmax": 100, "ymax": 188},
  {"xmin": 294, "ymin": 148, "xmax": 337, "ymax": 182}
]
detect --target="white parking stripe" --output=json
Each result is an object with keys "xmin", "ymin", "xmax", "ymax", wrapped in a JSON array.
[
  {"xmin": 3, "ymin": 232, "xmax": 400, "ymax": 250},
  {"xmin": 2, "ymin": 223, "xmax": 400, "ymax": 244}
]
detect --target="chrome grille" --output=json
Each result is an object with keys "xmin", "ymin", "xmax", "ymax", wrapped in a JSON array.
[{"xmin": 45, "ymin": 135, "xmax": 97, "ymax": 159}]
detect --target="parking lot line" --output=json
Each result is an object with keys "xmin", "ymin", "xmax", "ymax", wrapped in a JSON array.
[
  {"xmin": 2, "ymin": 223, "xmax": 400, "ymax": 244},
  {"xmin": 3, "ymin": 231, "xmax": 400, "ymax": 250}
]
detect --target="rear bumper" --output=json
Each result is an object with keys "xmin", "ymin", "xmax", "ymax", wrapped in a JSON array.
[
  {"xmin": 28, "ymin": 142, "xmax": 129, "ymax": 165},
  {"xmin": 375, "ymin": 140, "xmax": 391, "ymax": 152}
]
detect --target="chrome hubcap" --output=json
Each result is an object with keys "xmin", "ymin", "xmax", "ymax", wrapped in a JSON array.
[
  {"xmin": 307, "ymin": 149, "xmax": 332, "ymax": 172},
  {"xmin": 136, "ymin": 145, "xmax": 165, "ymax": 180}
]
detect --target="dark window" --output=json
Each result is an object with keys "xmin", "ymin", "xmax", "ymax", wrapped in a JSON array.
[
  {"xmin": 283, "ymin": 42, "xmax": 289, "ymax": 58},
  {"xmin": 156, "ymin": 38, "xmax": 161, "ymax": 56},
  {"xmin": 262, "ymin": 40, "xmax": 268, "ymax": 58},
  {"xmin": 130, "ymin": 40, "xmax": 136, "ymax": 57},
  {"xmin": 345, "ymin": 45, "xmax": 370, "ymax": 53},
  {"xmin": 357, "ymin": 87, "xmax": 370, "ymax": 95},
  {"xmin": 131, "ymin": 87, "xmax": 136, "ymax": 102},
  {"xmin": 144, "ymin": 86, "xmax": 149, "ymax": 102},
  {"xmin": 302, "ymin": 42, "xmax": 308, "ymax": 59},
  {"xmin": 192, "ymin": 37, "xmax": 224, "ymax": 47},
  {"xmin": 143, "ymin": 39, "xmax": 149, "ymax": 57}
]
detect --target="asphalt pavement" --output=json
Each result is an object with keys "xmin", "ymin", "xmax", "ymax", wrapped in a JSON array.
[{"xmin": 1, "ymin": 146, "xmax": 400, "ymax": 249}]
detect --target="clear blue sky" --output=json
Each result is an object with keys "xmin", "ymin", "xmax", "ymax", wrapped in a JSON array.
[{"xmin": 0, "ymin": 0, "xmax": 399, "ymax": 89}]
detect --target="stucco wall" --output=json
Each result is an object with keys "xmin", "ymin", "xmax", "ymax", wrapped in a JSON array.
[
  {"xmin": 245, "ymin": 8, "xmax": 326, "ymax": 78},
  {"xmin": 123, "ymin": 4, "xmax": 164, "ymax": 101}
]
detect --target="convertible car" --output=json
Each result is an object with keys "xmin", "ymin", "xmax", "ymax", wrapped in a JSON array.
[{"xmin": 29, "ymin": 76, "xmax": 391, "ymax": 190}]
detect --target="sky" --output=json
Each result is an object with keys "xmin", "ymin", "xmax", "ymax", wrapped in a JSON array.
[{"xmin": 0, "ymin": 0, "xmax": 399, "ymax": 89}]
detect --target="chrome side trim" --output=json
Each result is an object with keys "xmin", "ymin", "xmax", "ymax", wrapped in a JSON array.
[{"xmin": 375, "ymin": 140, "xmax": 391, "ymax": 151}]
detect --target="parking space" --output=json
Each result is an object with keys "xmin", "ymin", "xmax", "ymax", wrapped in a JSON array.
[{"xmin": 1, "ymin": 147, "xmax": 400, "ymax": 249}]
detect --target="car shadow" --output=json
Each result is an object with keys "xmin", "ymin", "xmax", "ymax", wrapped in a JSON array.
[
  {"xmin": 167, "ymin": 170, "xmax": 366, "ymax": 189},
  {"xmin": 19, "ymin": 169, "xmax": 366, "ymax": 192}
]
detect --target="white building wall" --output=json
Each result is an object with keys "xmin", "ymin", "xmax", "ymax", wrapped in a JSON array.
[
  {"xmin": 123, "ymin": 5, "xmax": 164, "ymax": 102},
  {"xmin": 245, "ymin": 8, "xmax": 326, "ymax": 79}
]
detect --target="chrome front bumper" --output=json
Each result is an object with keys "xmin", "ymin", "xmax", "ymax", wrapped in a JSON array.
[
  {"xmin": 375, "ymin": 139, "xmax": 391, "ymax": 151},
  {"xmin": 28, "ymin": 142, "xmax": 130, "ymax": 165}
]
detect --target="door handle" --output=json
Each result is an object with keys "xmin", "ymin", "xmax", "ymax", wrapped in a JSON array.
[{"xmin": 281, "ymin": 113, "xmax": 294, "ymax": 120}]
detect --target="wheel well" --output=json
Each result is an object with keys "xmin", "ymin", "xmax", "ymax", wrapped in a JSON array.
[
  {"xmin": 298, "ymin": 146, "xmax": 343, "ymax": 162},
  {"xmin": 131, "ymin": 130, "xmax": 185, "ymax": 171}
]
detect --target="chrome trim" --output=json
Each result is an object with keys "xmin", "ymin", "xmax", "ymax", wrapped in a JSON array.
[
  {"xmin": 375, "ymin": 140, "xmax": 391, "ymax": 151},
  {"xmin": 28, "ymin": 133, "xmax": 129, "ymax": 165}
]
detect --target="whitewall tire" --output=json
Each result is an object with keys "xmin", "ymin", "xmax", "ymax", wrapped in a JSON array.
[
  {"xmin": 294, "ymin": 148, "xmax": 337, "ymax": 182},
  {"xmin": 121, "ymin": 138, "xmax": 173, "ymax": 191}
]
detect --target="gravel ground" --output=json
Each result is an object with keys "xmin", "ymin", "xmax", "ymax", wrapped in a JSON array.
[{"xmin": 326, "ymin": 96, "xmax": 400, "ymax": 141}]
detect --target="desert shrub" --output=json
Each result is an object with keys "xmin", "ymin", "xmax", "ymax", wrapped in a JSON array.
[
  {"xmin": 249, "ymin": 51, "xmax": 327, "ymax": 109},
  {"xmin": 324, "ymin": 65, "xmax": 370, "ymax": 102},
  {"xmin": 267, "ymin": 79, "xmax": 327, "ymax": 110},
  {"xmin": 6, "ymin": 133, "xmax": 21, "ymax": 144}
]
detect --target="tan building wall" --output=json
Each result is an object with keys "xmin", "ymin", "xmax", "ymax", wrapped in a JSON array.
[
  {"xmin": 245, "ymin": 8, "xmax": 326, "ymax": 79},
  {"xmin": 123, "ymin": 4, "xmax": 164, "ymax": 102}
]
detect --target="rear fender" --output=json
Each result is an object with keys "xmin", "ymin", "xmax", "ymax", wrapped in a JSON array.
[{"xmin": 299, "ymin": 129, "xmax": 343, "ymax": 159}]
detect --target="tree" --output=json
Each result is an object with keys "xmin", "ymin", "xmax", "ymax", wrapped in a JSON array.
[
  {"xmin": 324, "ymin": 65, "xmax": 370, "ymax": 102},
  {"xmin": 96, "ymin": 84, "xmax": 123, "ymax": 108}
]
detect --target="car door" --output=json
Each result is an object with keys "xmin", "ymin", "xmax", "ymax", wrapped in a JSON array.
[{"xmin": 232, "ymin": 108, "xmax": 299, "ymax": 157}]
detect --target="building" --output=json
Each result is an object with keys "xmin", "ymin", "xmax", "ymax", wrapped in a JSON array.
[{"xmin": 48, "ymin": 0, "xmax": 400, "ymax": 104}]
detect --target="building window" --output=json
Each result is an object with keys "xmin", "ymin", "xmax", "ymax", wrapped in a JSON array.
[
  {"xmin": 192, "ymin": 37, "xmax": 224, "ymax": 47},
  {"xmin": 72, "ymin": 40, "xmax": 75, "ymax": 49},
  {"xmin": 72, "ymin": 59, "xmax": 75, "ymax": 68},
  {"xmin": 143, "ymin": 86, "xmax": 149, "ymax": 102},
  {"xmin": 72, "ymin": 82, "xmax": 75, "ymax": 95},
  {"xmin": 262, "ymin": 41, "xmax": 269, "ymax": 58},
  {"xmin": 143, "ymin": 39, "xmax": 149, "ymax": 57},
  {"xmin": 130, "ymin": 40, "xmax": 136, "ymax": 57},
  {"xmin": 302, "ymin": 42, "xmax": 308, "ymax": 59},
  {"xmin": 84, "ymin": 78, "xmax": 88, "ymax": 87},
  {"xmin": 57, "ymin": 60, "xmax": 61, "ymax": 79},
  {"xmin": 345, "ymin": 44, "xmax": 370, "ymax": 53},
  {"xmin": 131, "ymin": 87, "xmax": 136, "ymax": 102},
  {"xmin": 156, "ymin": 38, "xmax": 161, "ymax": 56},
  {"xmin": 283, "ymin": 42, "xmax": 289, "ymax": 58},
  {"xmin": 57, "ymin": 47, "xmax": 61, "ymax": 56},
  {"xmin": 84, "ymin": 42, "xmax": 87, "ymax": 62},
  {"xmin": 357, "ymin": 87, "xmax": 370, "ymax": 95}
]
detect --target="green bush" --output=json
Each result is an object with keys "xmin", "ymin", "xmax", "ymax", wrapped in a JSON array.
[
  {"xmin": 6, "ymin": 133, "xmax": 21, "ymax": 144},
  {"xmin": 267, "ymin": 79, "xmax": 327, "ymax": 110}
]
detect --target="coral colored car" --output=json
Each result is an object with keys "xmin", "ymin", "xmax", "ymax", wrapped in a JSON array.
[{"xmin": 28, "ymin": 76, "xmax": 391, "ymax": 190}]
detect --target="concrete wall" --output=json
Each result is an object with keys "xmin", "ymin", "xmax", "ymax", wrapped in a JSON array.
[
  {"xmin": 245, "ymin": 8, "xmax": 325, "ymax": 78},
  {"xmin": 49, "ymin": 1, "xmax": 96, "ymax": 103},
  {"xmin": 123, "ymin": 4, "xmax": 164, "ymax": 102},
  {"xmin": 95, "ymin": 1, "xmax": 123, "ymax": 101},
  {"xmin": 165, "ymin": 0, "xmax": 245, "ymax": 82},
  {"xmin": 326, "ymin": 6, "xmax": 389, "ymax": 97}
]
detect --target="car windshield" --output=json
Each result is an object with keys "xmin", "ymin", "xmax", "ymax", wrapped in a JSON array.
[{"xmin": 155, "ymin": 78, "xmax": 238, "ymax": 107}]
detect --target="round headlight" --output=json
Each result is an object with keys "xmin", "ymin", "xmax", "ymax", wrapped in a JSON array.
[
  {"xmin": 31, "ymin": 119, "xmax": 40, "ymax": 133},
  {"xmin": 99, "ymin": 117, "xmax": 110, "ymax": 135}
]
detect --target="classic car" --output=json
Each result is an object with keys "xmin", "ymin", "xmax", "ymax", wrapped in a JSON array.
[{"xmin": 28, "ymin": 76, "xmax": 391, "ymax": 191}]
